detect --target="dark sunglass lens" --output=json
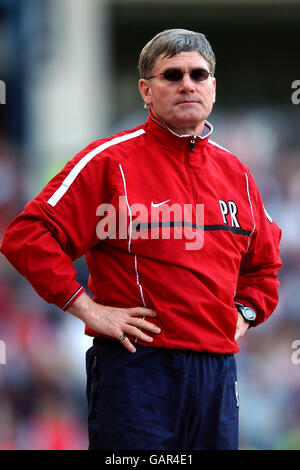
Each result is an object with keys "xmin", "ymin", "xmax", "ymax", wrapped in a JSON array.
[
  {"xmin": 163, "ymin": 69, "xmax": 183, "ymax": 81},
  {"xmin": 191, "ymin": 69, "xmax": 210, "ymax": 81}
]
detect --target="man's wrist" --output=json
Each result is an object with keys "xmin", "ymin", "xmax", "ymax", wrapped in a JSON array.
[{"xmin": 67, "ymin": 291, "xmax": 95, "ymax": 322}]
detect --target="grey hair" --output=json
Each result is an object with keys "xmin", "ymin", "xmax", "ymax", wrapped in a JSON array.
[{"xmin": 138, "ymin": 29, "xmax": 216, "ymax": 79}]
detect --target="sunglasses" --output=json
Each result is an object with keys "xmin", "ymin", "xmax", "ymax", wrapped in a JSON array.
[{"xmin": 146, "ymin": 68, "xmax": 212, "ymax": 83}]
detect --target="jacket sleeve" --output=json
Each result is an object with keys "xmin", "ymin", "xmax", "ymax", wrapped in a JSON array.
[
  {"xmin": 0, "ymin": 141, "xmax": 117, "ymax": 310},
  {"xmin": 234, "ymin": 170, "xmax": 282, "ymax": 326}
]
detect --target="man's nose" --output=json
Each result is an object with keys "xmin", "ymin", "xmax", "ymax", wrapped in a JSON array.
[{"xmin": 178, "ymin": 73, "xmax": 196, "ymax": 92}]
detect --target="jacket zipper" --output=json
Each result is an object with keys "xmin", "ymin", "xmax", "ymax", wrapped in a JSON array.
[
  {"xmin": 185, "ymin": 136, "xmax": 198, "ymax": 212},
  {"xmin": 190, "ymin": 135, "xmax": 196, "ymax": 153}
]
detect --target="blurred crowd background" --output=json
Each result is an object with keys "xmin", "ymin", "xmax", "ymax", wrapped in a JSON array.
[{"xmin": 0, "ymin": 0, "xmax": 300, "ymax": 450}]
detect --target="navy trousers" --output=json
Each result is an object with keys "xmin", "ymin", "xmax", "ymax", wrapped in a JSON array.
[{"xmin": 86, "ymin": 338, "xmax": 239, "ymax": 450}]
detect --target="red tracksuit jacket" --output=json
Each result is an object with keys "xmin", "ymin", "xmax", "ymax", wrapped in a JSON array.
[{"xmin": 0, "ymin": 113, "xmax": 282, "ymax": 353}]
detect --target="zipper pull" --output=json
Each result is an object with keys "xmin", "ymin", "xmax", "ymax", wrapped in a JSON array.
[{"xmin": 190, "ymin": 135, "xmax": 196, "ymax": 152}]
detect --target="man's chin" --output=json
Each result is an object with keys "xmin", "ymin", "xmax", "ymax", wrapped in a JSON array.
[{"xmin": 169, "ymin": 114, "xmax": 206, "ymax": 134}]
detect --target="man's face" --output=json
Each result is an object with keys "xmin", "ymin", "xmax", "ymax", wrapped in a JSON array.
[{"xmin": 139, "ymin": 51, "xmax": 216, "ymax": 135}]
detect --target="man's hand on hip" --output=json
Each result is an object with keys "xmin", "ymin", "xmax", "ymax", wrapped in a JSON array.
[{"xmin": 67, "ymin": 292, "xmax": 160, "ymax": 353}]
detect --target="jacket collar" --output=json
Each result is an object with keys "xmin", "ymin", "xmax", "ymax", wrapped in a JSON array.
[{"xmin": 146, "ymin": 110, "xmax": 213, "ymax": 153}]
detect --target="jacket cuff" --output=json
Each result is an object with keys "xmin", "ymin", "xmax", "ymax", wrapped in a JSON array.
[
  {"xmin": 62, "ymin": 286, "xmax": 86, "ymax": 311},
  {"xmin": 52, "ymin": 283, "xmax": 85, "ymax": 311}
]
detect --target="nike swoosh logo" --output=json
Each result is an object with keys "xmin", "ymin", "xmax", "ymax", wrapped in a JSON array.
[{"xmin": 151, "ymin": 199, "xmax": 171, "ymax": 208}]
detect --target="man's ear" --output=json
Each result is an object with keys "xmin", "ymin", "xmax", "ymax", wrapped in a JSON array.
[
  {"xmin": 212, "ymin": 77, "xmax": 216, "ymax": 103},
  {"xmin": 139, "ymin": 79, "xmax": 152, "ymax": 108}
]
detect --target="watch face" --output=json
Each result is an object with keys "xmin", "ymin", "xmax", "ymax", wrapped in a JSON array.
[{"xmin": 243, "ymin": 307, "xmax": 256, "ymax": 321}]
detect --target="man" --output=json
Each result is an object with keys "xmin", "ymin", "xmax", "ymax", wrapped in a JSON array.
[{"xmin": 1, "ymin": 29, "xmax": 282, "ymax": 450}]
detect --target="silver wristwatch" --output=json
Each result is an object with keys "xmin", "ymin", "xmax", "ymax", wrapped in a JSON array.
[{"xmin": 236, "ymin": 304, "xmax": 256, "ymax": 325}]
